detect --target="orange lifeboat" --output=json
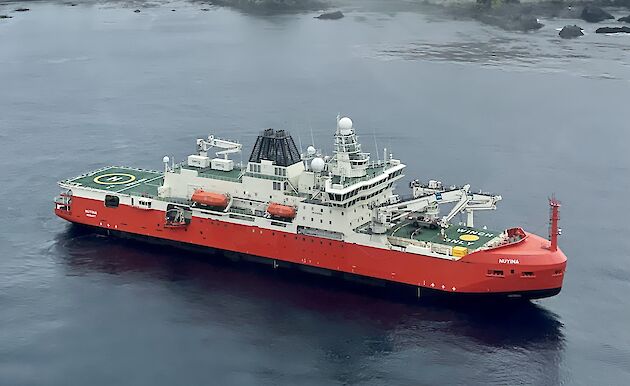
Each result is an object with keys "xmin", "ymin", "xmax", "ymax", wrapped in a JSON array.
[
  {"xmin": 191, "ymin": 190, "xmax": 229, "ymax": 208},
  {"xmin": 267, "ymin": 203, "xmax": 296, "ymax": 219}
]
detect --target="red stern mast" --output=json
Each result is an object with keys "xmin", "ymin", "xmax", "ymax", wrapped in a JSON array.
[{"xmin": 548, "ymin": 196, "xmax": 561, "ymax": 252}]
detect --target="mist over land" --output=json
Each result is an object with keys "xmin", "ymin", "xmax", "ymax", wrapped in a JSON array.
[{"xmin": 5, "ymin": 0, "xmax": 630, "ymax": 34}]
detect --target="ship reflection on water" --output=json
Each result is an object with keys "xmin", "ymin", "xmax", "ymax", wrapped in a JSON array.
[{"xmin": 54, "ymin": 224, "xmax": 565, "ymax": 384}]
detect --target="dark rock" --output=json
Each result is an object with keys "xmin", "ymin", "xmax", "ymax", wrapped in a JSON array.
[
  {"xmin": 476, "ymin": 12, "xmax": 543, "ymax": 32},
  {"xmin": 595, "ymin": 26, "xmax": 630, "ymax": 33},
  {"xmin": 581, "ymin": 5, "xmax": 614, "ymax": 23},
  {"xmin": 171, "ymin": 9, "xmax": 176, "ymax": 12},
  {"xmin": 517, "ymin": 15, "xmax": 543, "ymax": 31},
  {"xmin": 0, "ymin": 15, "xmax": 12, "ymax": 19},
  {"xmin": 134, "ymin": 9, "xmax": 141, "ymax": 13},
  {"xmin": 14, "ymin": 8, "xmax": 29, "ymax": 12},
  {"xmin": 212, "ymin": 0, "xmax": 326, "ymax": 14},
  {"xmin": 316, "ymin": 11, "xmax": 344, "ymax": 20},
  {"xmin": 559, "ymin": 25, "xmax": 584, "ymax": 38},
  {"xmin": 201, "ymin": 8, "xmax": 210, "ymax": 11},
  {"xmin": 618, "ymin": 15, "xmax": 630, "ymax": 23}
]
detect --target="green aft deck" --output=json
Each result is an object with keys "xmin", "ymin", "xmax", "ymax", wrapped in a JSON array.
[
  {"xmin": 62, "ymin": 166, "xmax": 164, "ymax": 197},
  {"xmin": 389, "ymin": 221, "xmax": 499, "ymax": 251}
]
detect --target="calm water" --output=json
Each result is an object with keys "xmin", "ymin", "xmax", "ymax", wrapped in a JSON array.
[{"xmin": 1, "ymin": 1, "xmax": 630, "ymax": 385}]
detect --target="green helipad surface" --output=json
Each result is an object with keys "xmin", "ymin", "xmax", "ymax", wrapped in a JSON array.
[
  {"xmin": 63, "ymin": 166, "xmax": 163, "ymax": 197},
  {"xmin": 390, "ymin": 222, "xmax": 499, "ymax": 250}
]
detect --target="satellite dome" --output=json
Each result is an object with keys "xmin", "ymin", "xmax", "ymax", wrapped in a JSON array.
[
  {"xmin": 307, "ymin": 145, "xmax": 316, "ymax": 156},
  {"xmin": 338, "ymin": 117, "xmax": 353, "ymax": 135},
  {"xmin": 310, "ymin": 157, "xmax": 325, "ymax": 172},
  {"xmin": 162, "ymin": 156, "xmax": 170, "ymax": 163}
]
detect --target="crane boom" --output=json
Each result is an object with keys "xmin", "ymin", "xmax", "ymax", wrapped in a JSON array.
[
  {"xmin": 371, "ymin": 180, "xmax": 501, "ymax": 233},
  {"xmin": 196, "ymin": 135, "xmax": 242, "ymax": 159}
]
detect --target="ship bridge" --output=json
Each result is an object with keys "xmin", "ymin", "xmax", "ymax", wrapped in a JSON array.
[{"xmin": 318, "ymin": 117, "xmax": 405, "ymax": 208}]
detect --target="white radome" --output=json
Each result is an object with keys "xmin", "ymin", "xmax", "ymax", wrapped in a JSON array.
[
  {"xmin": 338, "ymin": 117, "xmax": 353, "ymax": 135},
  {"xmin": 307, "ymin": 145, "xmax": 316, "ymax": 156},
  {"xmin": 310, "ymin": 157, "xmax": 325, "ymax": 172},
  {"xmin": 163, "ymin": 156, "xmax": 170, "ymax": 163}
]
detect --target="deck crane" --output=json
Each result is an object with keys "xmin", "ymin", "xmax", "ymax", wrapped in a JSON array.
[
  {"xmin": 371, "ymin": 179, "xmax": 502, "ymax": 234},
  {"xmin": 191, "ymin": 135, "xmax": 243, "ymax": 172},
  {"xmin": 196, "ymin": 135, "xmax": 242, "ymax": 160}
]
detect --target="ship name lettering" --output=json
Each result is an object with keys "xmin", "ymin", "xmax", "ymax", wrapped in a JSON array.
[
  {"xmin": 456, "ymin": 228, "xmax": 494, "ymax": 238},
  {"xmin": 444, "ymin": 237, "xmax": 465, "ymax": 246},
  {"xmin": 498, "ymin": 258, "xmax": 520, "ymax": 264}
]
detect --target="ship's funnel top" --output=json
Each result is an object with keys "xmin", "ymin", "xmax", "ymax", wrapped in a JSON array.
[{"xmin": 249, "ymin": 128, "xmax": 302, "ymax": 167}]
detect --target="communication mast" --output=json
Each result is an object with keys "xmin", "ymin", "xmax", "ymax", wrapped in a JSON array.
[{"xmin": 548, "ymin": 196, "xmax": 561, "ymax": 252}]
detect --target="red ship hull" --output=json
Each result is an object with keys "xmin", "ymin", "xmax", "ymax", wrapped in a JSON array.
[{"xmin": 55, "ymin": 196, "xmax": 567, "ymax": 299}]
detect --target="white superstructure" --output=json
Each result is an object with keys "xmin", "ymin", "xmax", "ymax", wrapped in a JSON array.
[{"xmin": 151, "ymin": 116, "xmax": 499, "ymax": 249}]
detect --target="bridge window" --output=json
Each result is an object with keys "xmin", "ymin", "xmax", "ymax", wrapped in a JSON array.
[
  {"xmin": 104, "ymin": 195, "xmax": 119, "ymax": 208},
  {"xmin": 274, "ymin": 167, "xmax": 287, "ymax": 177}
]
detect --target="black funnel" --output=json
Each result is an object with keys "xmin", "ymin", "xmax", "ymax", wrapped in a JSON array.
[{"xmin": 249, "ymin": 129, "xmax": 301, "ymax": 167}]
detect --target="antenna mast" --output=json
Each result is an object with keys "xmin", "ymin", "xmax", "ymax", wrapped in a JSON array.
[{"xmin": 548, "ymin": 196, "xmax": 561, "ymax": 252}]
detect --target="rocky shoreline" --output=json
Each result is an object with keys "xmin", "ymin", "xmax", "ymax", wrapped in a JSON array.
[
  {"xmin": 447, "ymin": 0, "xmax": 630, "ymax": 36},
  {"xmin": 200, "ymin": 0, "xmax": 630, "ymax": 36},
  {"xmin": 3, "ymin": 0, "xmax": 630, "ymax": 38}
]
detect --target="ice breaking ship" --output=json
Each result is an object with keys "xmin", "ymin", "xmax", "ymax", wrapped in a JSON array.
[{"xmin": 55, "ymin": 116, "xmax": 567, "ymax": 299}]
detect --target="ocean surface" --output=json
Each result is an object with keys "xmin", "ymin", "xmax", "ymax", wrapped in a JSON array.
[{"xmin": 1, "ymin": 1, "xmax": 630, "ymax": 385}]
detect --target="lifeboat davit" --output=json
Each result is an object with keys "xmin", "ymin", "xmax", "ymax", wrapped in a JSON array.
[
  {"xmin": 267, "ymin": 203, "xmax": 296, "ymax": 219},
  {"xmin": 191, "ymin": 190, "xmax": 229, "ymax": 208}
]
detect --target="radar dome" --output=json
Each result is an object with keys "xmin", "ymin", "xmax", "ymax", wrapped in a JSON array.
[
  {"xmin": 338, "ymin": 117, "xmax": 353, "ymax": 135},
  {"xmin": 306, "ymin": 145, "xmax": 316, "ymax": 156},
  {"xmin": 310, "ymin": 157, "xmax": 325, "ymax": 173},
  {"xmin": 162, "ymin": 156, "xmax": 170, "ymax": 163}
]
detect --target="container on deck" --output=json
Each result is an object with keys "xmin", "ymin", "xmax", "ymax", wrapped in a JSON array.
[
  {"xmin": 452, "ymin": 246, "xmax": 468, "ymax": 258},
  {"xmin": 431, "ymin": 244, "xmax": 453, "ymax": 256}
]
